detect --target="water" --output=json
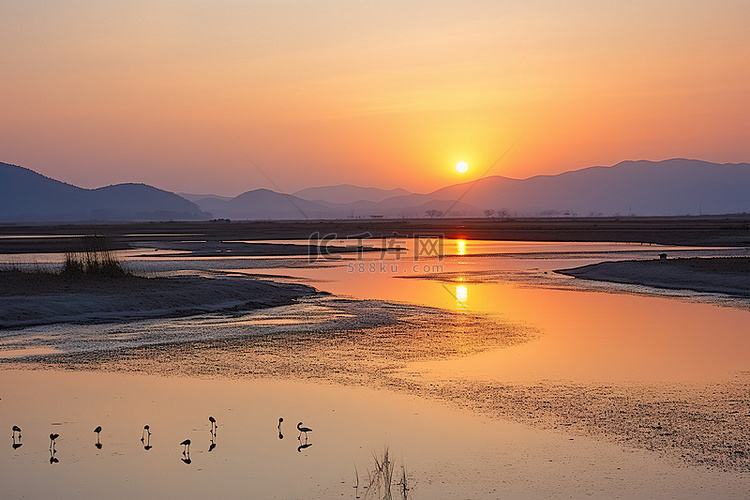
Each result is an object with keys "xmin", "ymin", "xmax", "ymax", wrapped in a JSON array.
[{"xmin": 2, "ymin": 240, "xmax": 750, "ymax": 498}]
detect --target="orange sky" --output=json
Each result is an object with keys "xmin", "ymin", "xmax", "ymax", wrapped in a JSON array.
[{"xmin": 1, "ymin": 1, "xmax": 749, "ymax": 195}]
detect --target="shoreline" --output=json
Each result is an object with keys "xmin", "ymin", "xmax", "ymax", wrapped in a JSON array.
[
  {"xmin": 0, "ymin": 271, "xmax": 316, "ymax": 329},
  {"xmin": 557, "ymin": 256, "xmax": 750, "ymax": 297}
]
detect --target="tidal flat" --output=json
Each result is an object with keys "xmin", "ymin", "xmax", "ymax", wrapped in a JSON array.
[{"xmin": 2, "ymin": 227, "xmax": 750, "ymax": 499}]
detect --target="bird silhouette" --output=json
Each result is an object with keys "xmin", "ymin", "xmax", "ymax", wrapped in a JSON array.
[
  {"xmin": 208, "ymin": 416, "xmax": 217, "ymax": 433},
  {"xmin": 141, "ymin": 425, "xmax": 152, "ymax": 450},
  {"xmin": 277, "ymin": 417, "xmax": 284, "ymax": 440},
  {"xmin": 180, "ymin": 439, "xmax": 192, "ymax": 464},
  {"xmin": 12, "ymin": 430, "xmax": 23, "ymax": 450},
  {"xmin": 93, "ymin": 425, "xmax": 103, "ymax": 448},
  {"xmin": 296, "ymin": 422, "xmax": 312, "ymax": 440},
  {"xmin": 12, "ymin": 425, "xmax": 22, "ymax": 448},
  {"xmin": 49, "ymin": 433, "xmax": 59, "ymax": 451}
]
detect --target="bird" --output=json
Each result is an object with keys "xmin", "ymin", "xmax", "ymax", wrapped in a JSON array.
[
  {"xmin": 296, "ymin": 422, "xmax": 312, "ymax": 439},
  {"xmin": 277, "ymin": 417, "xmax": 284, "ymax": 440},
  {"xmin": 208, "ymin": 416, "xmax": 217, "ymax": 433},
  {"xmin": 49, "ymin": 433, "xmax": 59, "ymax": 450},
  {"xmin": 141, "ymin": 425, "xmax": 150, "ymax": 443},
  {"xmin": 94, "ymin": 426, "xmax": 103, "ymax": 449},
  {"xmin": 180, "ymin": 439, "xmax": 191, "ymax": 454},
  {"xmin": 12, "ymin": 426, "xmax": 23, "ymax": 450}
]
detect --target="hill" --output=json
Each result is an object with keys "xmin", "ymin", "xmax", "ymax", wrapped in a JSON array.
[{"xmin": 0, "ymin": 162, "xmax": 208, "ymax": 221}]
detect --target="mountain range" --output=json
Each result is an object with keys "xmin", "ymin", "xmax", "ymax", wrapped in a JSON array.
[{"xmin": 2, "ymin": 158, "xmax": 750, "ymax": 222}]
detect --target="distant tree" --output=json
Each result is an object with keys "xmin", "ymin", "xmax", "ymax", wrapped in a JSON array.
[
  {"xmin": 483, "ymin": 209, "xmax": 496, "ymax": 218},
  {"xmin": 425, "ymin": 209, "xmax": 443, "ymax": 218}
]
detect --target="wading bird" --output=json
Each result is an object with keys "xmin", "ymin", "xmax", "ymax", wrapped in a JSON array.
[
  {"xmin": 296, "ymin": 422, "xmax": 312, "ymax": 440},
  {"xmin": 49, "ymin": 433, "xmax": 59, "ymax": 450},
  {"xmin": 12, "ymin": 426, "xmax": 22, "ymax": 449},
  {"xmin": 277, "ymin": 417, "xmax": 284, "ymax": 440},
  {"xmin": 94, "ymin": 426, "xmax": 103, "ymax": 449},
  {"xmin": 209, "ymin": 416, "xmax": 217, "ymax": 433},
  {"xmin": 180, "ymin": 439, "xmax": 191, "ymax": 464}
]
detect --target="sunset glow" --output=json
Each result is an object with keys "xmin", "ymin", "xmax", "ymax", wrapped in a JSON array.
[{"xmin": 1, "ymin": 1, "xmax": 749, "ymax": 195}]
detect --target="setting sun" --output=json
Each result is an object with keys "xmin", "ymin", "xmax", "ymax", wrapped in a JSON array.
[{"xmin": 456, "ymin": 161, "xmax": 468, "ymax": 173}]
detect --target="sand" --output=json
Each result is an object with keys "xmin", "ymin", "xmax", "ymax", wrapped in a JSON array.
[
  {"xmin": 558, "ymin": 257, "xmax": 750, "ymax": 297},
  {"xmin": 0, "ymin": 270, "xmax": 316, "ymax": 329}
]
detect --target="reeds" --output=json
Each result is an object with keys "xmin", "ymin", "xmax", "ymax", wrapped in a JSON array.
[
  {"xmin": 61, "ymin": 235, "xmax": 127, "ymax": 278},
  {"xmin": 359, "ymin": 447, "xmax": 412, "ymax": 500}
]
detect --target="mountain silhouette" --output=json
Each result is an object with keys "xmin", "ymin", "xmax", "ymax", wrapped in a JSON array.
[
  {"xmin": 5, "ymin": 158, "xmax": 750, "ymax": 222},
  {"xmin": 0, "ymin": 162, "xmax": 209, "ymax": 221},
  {"xmin": 293, "ymin": 184, "xmax": 411, "ymax": 204}
]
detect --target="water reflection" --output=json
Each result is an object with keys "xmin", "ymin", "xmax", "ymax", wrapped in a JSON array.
[
  {"xmin": 455, "ymin": 285, "xmax": 468, "ymax": 305},
  {"xmin": 456, "ymin": 239, "xmax": 467, "ymax": 256},
  {"xmin": 49, "ymin": 448, "xmax": 59, "ymax": 464}
]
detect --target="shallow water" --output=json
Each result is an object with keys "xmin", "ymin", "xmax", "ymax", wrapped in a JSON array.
[{"xmin": 2, "ymin": 239, "xmax": 750, "ymax": 498}]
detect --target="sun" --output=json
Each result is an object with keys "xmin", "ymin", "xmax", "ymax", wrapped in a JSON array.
[{"xmin": 455, "ymin": 161, "xmax": 468, "ymax": 173}]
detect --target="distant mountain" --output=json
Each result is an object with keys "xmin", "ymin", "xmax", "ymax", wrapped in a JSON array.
[
  {"xmin": 193, "ymin": 189, "xmax": 337, "ymax": 219},
  {"xmin": 0, "ymin": 162, "xmax": 209, "ymax": 221},
  {"xmin": 293, "ymin": 184, "xmax": 412, "ymax": 204},
  {"xmin": 6, "ymin": 158, "xmax": 750, "ymax": 222},
  {"xmin": 427, "ymin": 159, "xmax": 750, "ymax": 216},
  {"xmin": 178, "ymin": 192, "xmax": 233, "ymax": 203}
]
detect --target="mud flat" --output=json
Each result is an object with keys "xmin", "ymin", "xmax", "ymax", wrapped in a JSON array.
[
  {"xmin": 0, "ymin": 271, "xmax": 316, "ymax": 329},
  {"xmin": 558, "ymin": 256, "xmax": 750, "ymax": 297}
]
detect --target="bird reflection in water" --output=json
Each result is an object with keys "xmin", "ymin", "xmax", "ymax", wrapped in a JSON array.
[
  {"xmin": 141, "ymin": 425, "xmax": 152, "ymax": 450},
  {"xmin": 297, "ymin": 441, "xmax": 312, "ymax": 453},
  {"xmin": 180, "ymin": 439, "xmax": 191, "ymax": 465},
  {"xmin": 277, "ymin": 417, "xmax": 284, "ymax": 440},
  {"xmin": 94, "ymin": 425, "xmax": 103, "ymax": 449}
]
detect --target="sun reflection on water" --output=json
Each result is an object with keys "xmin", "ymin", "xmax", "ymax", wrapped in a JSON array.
[
  {"xmin": 456, "ymin": 239, "xmax": 467, "ymax": 256},
  {"xmin": 455, "ymin": 284, "xmax": 468, "ymax": 305}
]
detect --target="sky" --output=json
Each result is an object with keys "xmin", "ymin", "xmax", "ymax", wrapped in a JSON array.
[{"xmin": 1, "ymin": 1, "xmax": 749, "ymax": 196}]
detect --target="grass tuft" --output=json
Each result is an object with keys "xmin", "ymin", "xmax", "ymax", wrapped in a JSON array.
[
  {"xmin": 359, "ymin": 447, "xmax": 412, "ymax": 500},
  {"xmin": 61, "ymin": 235, "xmax": 128, "ymax": 278}
]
